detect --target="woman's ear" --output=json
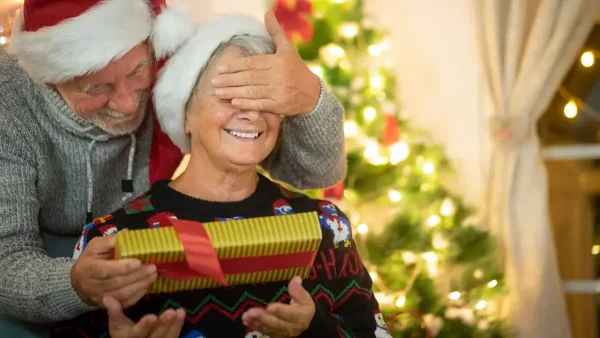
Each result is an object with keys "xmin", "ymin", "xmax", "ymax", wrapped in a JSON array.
[
  {"xmin": 184, "ymin": 93, "xmax": 199, "ymax": 135},
  {"xmin": 184, "ymin": 112, "xmax": 192, "ymax": 135}
]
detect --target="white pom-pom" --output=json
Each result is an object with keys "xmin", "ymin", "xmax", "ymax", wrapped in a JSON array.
[{"xmin": 151, "ymin": 3, "xmax": 196, "ymax": 59}]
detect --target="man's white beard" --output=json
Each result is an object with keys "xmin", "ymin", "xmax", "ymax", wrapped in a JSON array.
[{"xmin": 90, "ymin": 91, "xmax": 150, "ymax": 136}]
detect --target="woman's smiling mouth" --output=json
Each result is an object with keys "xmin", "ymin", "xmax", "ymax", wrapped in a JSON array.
[{"xmin": 225, "ymin": 129, "xmax": 263, "ymax": 139}]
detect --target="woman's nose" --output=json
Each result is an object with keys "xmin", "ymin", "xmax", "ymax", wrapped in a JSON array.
[
  {"xmin": 236, "ymin": 110, "xmax": 261, "ymax": 121},
  {"xmin": 108, "ymin": 81, "xmax": 138, "ymax": 114}
]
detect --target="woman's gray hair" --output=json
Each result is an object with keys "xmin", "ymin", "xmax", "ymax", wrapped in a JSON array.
[{"xmin": 185, "ymin": 35, "xmax": 275, "ymax": 111}]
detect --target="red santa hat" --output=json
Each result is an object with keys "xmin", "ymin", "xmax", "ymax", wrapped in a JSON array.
[
  {"xmin": 10, "ymin": 0, "xmax": 194, "ymax": 84},
  {"xmin": 152, "ymin": 6, "xmax": 271, "ymax": 153}
]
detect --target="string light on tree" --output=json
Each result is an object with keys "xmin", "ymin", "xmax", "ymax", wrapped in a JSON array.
[
  {"xmin": 344, "ymin": 121, "xmax": 358, "ymax": 137},
  {"xmin": 581, "ymin": 51, "xmax": 595, "ymax": 67},
  {"xmin": 339, "ymin": 22, "xmax": 359, "ymax": 38},
  {"xmin": 320, "ymin": 43, "xmax": 345, "ymax": 67},
  {"xmin": 363, "ymin": 141, "xmax": 380, "ymax": 159},
  {"xmin": 422, "ymin": 161, "xmax": 435, "ymax": 174},
  {"xmin": 368, "ymin": 44, "xmax": 383, "ymax": 56},
  {"xmin": 390, "ymin": 141, "xmax": 410, "ymax": 164},
  {"xmin": 395, "ymin": 293, "xmax": 407, "ymax": 307},
  {"xmin": 402, "ymin": 251, "xmax": 417, "ymax": 264},
  {"xmin": 440, "ymin": 198, "xmax": 456, "ymax": 216},
  {"xmin": 564, "ymin": 100, "xmax": 578, "ymax": 119},
  {"xmin": 427, "ymin": 214, "xmax": 441, "ymax": 227},
  {"xmin": 0, "ymin": 37, "xmax": 6, "ymax": 45},
  {"xmin": 449, "ymin": 291, "xmax": 461, "ymax": 301},
  {"xmin": 363, "ymin": 107, "xmax": 377, "ymax": 121},
  {"xmin": 388, "ymin": 189, "xmax": 402, "ymax": 202},
  {"xmin": 369, "ymin": 156, "xmax": 389, "ymax": 166},
  {"xmin": 476, "ymin": 300, "xmax": 488, "ymax": 310},
  {"xmin": 592, "ymin": 245, "xmax": 600, "ymax": 255},
  {"xmin": 423, "ymin": 252, "xmax": 437, "ymax": 262},
  {"xmin": 423, "ymin": 251, "xmax": 439, "ymax": 276},
  {"xmin": 488, "ymin": 280, "xmax": 498, "ymax": 288},
  {"xmin": 370, "ymin": 75, "xmax": 384, "ymax": 89},
  {"xmin": 357, "ymin": 223, "xmax": 369, "ymax": 234},
  {"xmin": 432, "ymin": 233, "xmax": 449, "ymax": 249},
  {"xmin": 363, "ymin": 141, "xmax": 388, "ymax": 165},
  {"xmin": 323, "ymin": 43, "xmax": 345, "ymax": 57}
]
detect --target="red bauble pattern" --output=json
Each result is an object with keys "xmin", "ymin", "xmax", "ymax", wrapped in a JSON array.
[
  {"xmin": 382, "ymin": 115, "xmax": 400, "ymax": 147},
  {"xmin": 274, "ymin": 0, "xmax": 314, "ymax": 43}
]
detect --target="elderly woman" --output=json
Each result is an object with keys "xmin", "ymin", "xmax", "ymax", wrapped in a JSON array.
[{"xmin": 53, "ymin": 7, "xmax": 392, "ymax": 338}]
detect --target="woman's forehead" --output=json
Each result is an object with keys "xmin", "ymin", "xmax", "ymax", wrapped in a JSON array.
[
  {"xmin": 198, "ymin": 46, "xmax": 246, "ymax": 88},
  {"xmin": 209, "ymin": 46, "xmax": 246, "ymax": 70}
]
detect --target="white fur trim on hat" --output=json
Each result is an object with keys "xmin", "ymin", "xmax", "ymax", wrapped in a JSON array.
[
  {"xmin": 151, "ymin": 3, "xmax": 197, "ymax": 60},
  {"xmin": 153, "ymin": 13, "xmax": 270, "ymax": 154},
  {"xmin": 11, "ymin": 0, "xmax": 153, "ymax": 84}
]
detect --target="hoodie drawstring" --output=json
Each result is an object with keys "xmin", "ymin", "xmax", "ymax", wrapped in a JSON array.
[
  {"xmin": 85, "ymin": 140, "xmax": 97, "ymax": 224},
  {"xmin": 122, "ymin": 134, "xmax": 137, "ymax": 202},
  {"xmin": 85, "ymin": 134, "xmax": 137, "ymax": 224}
]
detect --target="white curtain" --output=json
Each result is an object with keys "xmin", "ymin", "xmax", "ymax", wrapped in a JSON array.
[{"xmin": 474, "ymin": 0, "xmax": 597, "ymax": 337}]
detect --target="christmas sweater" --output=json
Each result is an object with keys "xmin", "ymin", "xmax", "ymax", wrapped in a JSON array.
[{"xmin": 53, "ymin": 174, "xmax": 393, "ymax": 338}]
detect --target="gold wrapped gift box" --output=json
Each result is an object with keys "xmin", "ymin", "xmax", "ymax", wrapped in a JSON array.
[{"xmin": 115, "ymin": 212, "xmax": 322, "ymax": 293}]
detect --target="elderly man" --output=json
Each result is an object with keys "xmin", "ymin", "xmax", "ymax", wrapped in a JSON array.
[{"xmin": 0, "ymin": 0, "xmax": 345, "ymax": 326}]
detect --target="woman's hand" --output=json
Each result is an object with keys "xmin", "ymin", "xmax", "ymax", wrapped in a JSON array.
[
  {"xmin": 211, "ymin": 11, "xmax": 321, "ymax": 116},
  {"xmin": 242, "ymin": 277, "xmax": 315, "ymax": 338},
  {"xmin": 104, "ymin": 296, "xmax": 185, "ymax": 338}
]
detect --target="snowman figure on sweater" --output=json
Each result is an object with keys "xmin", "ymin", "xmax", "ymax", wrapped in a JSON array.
[
  {"xmin": 245, "ymin": 328, "xmax": 270, "ymax": 338},
  {"xmin": 374, "ymin": 310, "xmax": 393, "ymax": 338},
  {"xmin": 273, "ymin": 198, "xmax": 294, "ymax": 215},
  {"xmin": 318, "ymin": 201, "xmax": 351, "ymax": 245}
]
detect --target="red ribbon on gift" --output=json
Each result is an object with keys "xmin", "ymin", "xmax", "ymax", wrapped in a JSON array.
[{"xmin": 153, "ymin": 220, "xmax": 317, "ymax": 285}]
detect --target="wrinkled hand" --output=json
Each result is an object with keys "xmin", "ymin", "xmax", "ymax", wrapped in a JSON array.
[
  {"xmin": 105, "ymin": 296, "xmax": 185, "ymax": 338},
  {"xmin": 242, "ymin": 277, "xmax": 315, "ymax": 338},
  {"xmin": 211, "ymin": 10, "xmax": 321, "ymax": 116},
  {"xmin": 71, "ymin": 235, "xmax": 157, "ymax": 308}
]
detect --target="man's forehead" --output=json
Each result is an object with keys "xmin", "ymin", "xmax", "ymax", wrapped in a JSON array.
[{"xmin": 75, "ymin": 44, "xmax": 151, "ymax": 84}]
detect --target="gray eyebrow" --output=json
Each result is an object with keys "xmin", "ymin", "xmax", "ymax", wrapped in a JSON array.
[{"xmin": 128, "ymin": 59, "xmax": 150, "ymax": 77}]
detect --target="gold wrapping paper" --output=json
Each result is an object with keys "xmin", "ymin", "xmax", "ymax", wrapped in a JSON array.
[{"xmin": 115, "ymin": 212, "xmax": 322, "ymax": 293}]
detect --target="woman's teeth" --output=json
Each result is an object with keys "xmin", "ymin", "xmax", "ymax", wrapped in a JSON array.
[{"xmin": 226, "ymin": 130, "xmax": 261, "ymax": 139}]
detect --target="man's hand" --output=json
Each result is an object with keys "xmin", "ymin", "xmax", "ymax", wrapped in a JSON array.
[
  {"xmin": 71, "ymin": 235, "xmax": 157, "ymax": 308},
  {"xmin": 242, "ymin": 276, "xmax": 315, "ymax": 338},
  {"xmin": 105, "ymin": 296, "xmax": 185, "ymax": 338},
  {"xmin": 211, "ymin": 10, "xmax": 321, "ymax": 116}
]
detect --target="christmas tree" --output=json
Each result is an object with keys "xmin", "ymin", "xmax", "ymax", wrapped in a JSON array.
[{"xmin": 273, "ymin": 0, "xmax": 512, "ymax": 336}]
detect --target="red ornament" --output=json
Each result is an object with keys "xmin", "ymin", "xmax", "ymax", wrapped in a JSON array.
[
  {"xmin": 323, "ymin": 181, "xmax": 344, "ymax": 200},
  {"xmin": 382, "ymin": 115, "xmax": 400, "ymax": 146},
  {"xmin": 274, "ymin": 0, "xmax": 314, "ymax": 43}
]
